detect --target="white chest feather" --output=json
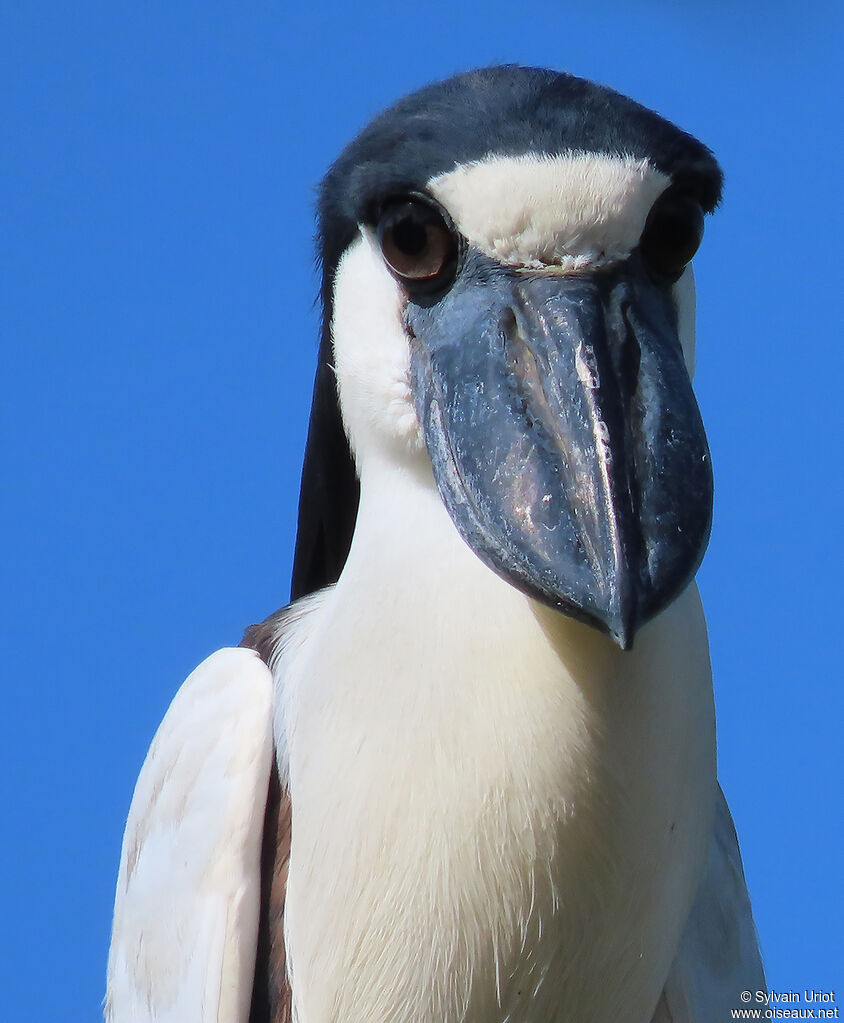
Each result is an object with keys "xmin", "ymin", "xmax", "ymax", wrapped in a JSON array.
[{"xmin": 274, "ymin": 458, "xmax": 715, "ymax": 1023}]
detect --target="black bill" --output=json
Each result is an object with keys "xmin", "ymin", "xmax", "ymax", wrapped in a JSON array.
[{"xmin": 407, "ymin": 251, "xmax": 712, "ymax": 649}]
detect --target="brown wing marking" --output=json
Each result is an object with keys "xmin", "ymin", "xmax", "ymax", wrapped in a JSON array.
[
  {"xmin": 243, "ymin": 617, "xmax": 294, "ymax": 1023},
  {"xmin": 248, "ymin": 764, "xmax": 293, "ymax": 1023}
]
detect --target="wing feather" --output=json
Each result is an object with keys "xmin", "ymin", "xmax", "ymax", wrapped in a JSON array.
[
  {"xmin": 653, "ymin": 784, "xmax": 765, "ymax": 1022},
  {"xmin": 106, "ymin": 647, "xmax": 274, "ymax": 1023},
  {"xmin": 243, "ymin": 595, "xmax": 328, "ymax": 1022}
]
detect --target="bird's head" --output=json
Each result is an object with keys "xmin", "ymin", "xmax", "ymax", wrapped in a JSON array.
[{"xmin": 295, "ymin": 66, "xmax": 723, "ymax": 650}]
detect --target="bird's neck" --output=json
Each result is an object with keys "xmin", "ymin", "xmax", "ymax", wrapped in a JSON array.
[{"xmin": 279, "ymin": 453, "xmax": 716, "ymax": 1023}]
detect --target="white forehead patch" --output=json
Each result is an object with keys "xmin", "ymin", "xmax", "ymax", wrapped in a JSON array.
[{"xmin": 429, "ymin": 153, "xmax": 670, "ymax": 271}]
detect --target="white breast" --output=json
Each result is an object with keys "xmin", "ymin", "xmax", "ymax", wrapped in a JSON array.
[{"xmin": 275, "ymin": 454, "xmax": 716, "ymax": 1023}]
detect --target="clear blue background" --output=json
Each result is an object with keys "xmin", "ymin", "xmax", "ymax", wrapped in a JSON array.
[{"xmin": 2, "ymin": 3, "xmax": 842, "ymax": 1018}]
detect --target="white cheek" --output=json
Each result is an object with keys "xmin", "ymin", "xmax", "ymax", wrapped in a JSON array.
[
  {"xmin": 331, "ymin": 233, "xmax": 424, "ymax": 464},
  {"xmin": 672, "ymin": 266, "xmax": 697, "ymax": 378},
  {"xmin": 331, "ymin": 232, "xmax": 698, "ymax": 468}
]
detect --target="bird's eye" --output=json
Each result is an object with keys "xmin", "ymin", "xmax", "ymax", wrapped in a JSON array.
[
  {"xmin": 639, "ymin": 189, "xmax": 705, "ymax": 282},
  {"xmin": 377, "ymin": 198, "xmax": 458, "ymax": 290}
]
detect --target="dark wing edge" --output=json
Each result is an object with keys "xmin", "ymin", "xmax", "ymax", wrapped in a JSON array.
[
  {"xmin": 242, "ymin": 612, "xmax": 295, "ymax": 1023},
  {"xmin": 246, "ymin": 762, "xmax": 293, "ymax": 1023}
]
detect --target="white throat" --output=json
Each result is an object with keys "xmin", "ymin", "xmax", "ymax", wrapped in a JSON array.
[{"xmin": 276, "ymin": 454, "xmax": 715, "ymax": 1023}]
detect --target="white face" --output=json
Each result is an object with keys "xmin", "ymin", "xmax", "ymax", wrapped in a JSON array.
[{"xmin": 330, "ymin": 152, "xmax": 699, "ymax": 471}]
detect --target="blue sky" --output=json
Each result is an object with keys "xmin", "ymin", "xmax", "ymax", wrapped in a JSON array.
[{"xmin": 2, "ymin": 2, "xmax": 842, "ymax": 1017}]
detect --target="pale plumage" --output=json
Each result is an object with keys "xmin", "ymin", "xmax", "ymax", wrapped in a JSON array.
[
  {"xmin": 657, "ymin": 790, "xmax": 766, "ymax": 1020},
  {"xmin": 106, "ymin": 649, "xmax": 273, "ymax": 1022},
  {"xmin": 107, "ymin": 66, "xmax": 765, "ymax": 1022},
  {"xmin": 106, "ymin": 601, "xmax": 763, "ymax": 1022}
]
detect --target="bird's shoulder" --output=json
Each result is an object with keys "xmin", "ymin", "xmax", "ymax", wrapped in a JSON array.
[
  {"xmin": 106, "ymin": 647, "xmax": 274, "ymax": 1023},
  {"xmin": 241, "ymin": 589, "xmax": 328, "ymax": 671}
]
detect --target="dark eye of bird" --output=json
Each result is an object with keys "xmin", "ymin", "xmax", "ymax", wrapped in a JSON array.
[
  {"xmin": 639, "ymin": 189, "xmax": 705, "ymax": 282},
  {"xmin": 377, "ymin": 198, "xmax": 458, "ymax": 290}
]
